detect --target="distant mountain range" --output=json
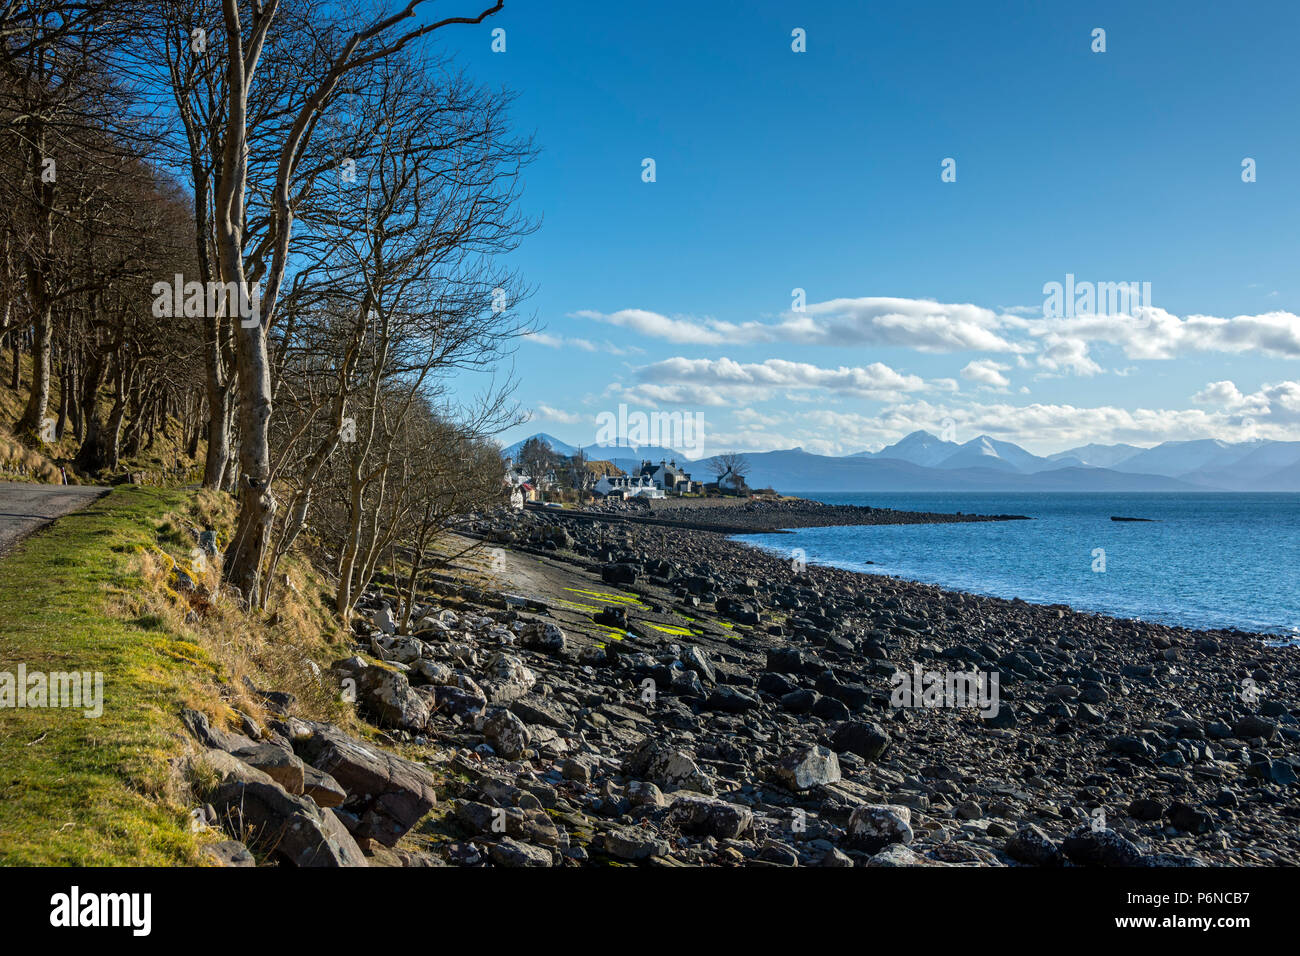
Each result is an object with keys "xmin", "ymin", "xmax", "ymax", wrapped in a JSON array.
[{"xmin": 501, "ymin": 430, "xmax": 1300, "ymax": 493}]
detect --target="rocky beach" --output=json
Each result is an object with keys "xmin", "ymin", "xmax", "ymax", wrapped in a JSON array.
[{"xmin": 185, "ymin": 497, "xmax": 1300, "ymax": 867}]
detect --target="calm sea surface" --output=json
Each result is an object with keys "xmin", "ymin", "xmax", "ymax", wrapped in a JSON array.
[{"xmin": 736, "ymin": 492, "xmax": 1300, "ymax": 638}]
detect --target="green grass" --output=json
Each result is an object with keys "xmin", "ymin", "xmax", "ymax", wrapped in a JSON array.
[{"xmin": 0, "ymin": 486, "xmax": 210, "ymax": 865}]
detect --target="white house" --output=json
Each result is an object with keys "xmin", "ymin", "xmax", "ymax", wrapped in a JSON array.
[
  {"xmin": 594, "ymin": 473, "xmax": 664, "ymax": 499},
  {"xmin": 639, "ymin": 459, "xmax": 693, "ymax": 495},
  {"xmin": 503, "ymin": 458, "xmax": 538, "ymax": 504}
]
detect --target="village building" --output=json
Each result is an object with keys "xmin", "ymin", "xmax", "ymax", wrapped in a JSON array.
[
  {"xmin": 640, "ymin": 458, "xmax": 694, "ymax": 495},
  {"xmin": 502, "ymin": 458, "xmax": 539, "ymax": 505},
  {"xmin": 593, "ymin": 472, "xmax": 664, "ymax": 499}
]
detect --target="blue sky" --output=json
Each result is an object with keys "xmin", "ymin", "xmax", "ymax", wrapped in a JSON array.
[{"xmin": 430, "ymin": 0, "xmax": 1300, "ymax": 457}]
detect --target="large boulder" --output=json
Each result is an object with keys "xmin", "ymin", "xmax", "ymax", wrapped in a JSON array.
[
  {"xmin": 480, "ymin": 652, "xmax": 537, "ymax": 704},
  {"xmin": 520, "ymin": 622, "xmax": 567, "ymax": 656},
  {"xmin": 291, "ymin": 722, "xmax": 437, "ymax": 848},
  {"xmin": 180, "ymin": 707, "xmax": 258, "ymax": 753},
  {"xmin": 483, "ymin": 708, "xmax": 532, "ymax": 759},
  {"xmin": 681, "ymin": 646, "xmax": 716, "ymax": 684},
  {"xmin": 1231, "ymin": 714, "xmax": 1277, "ymax": 741},
  {"xmin": 771, "ymin": 745, "xmax": 841, "ymax": 791},
  {"xmin": 1061, "ymin": 826, "xmax": 1144, "ymax": 866},
  {"xmin": 510, "ymin": 694, "xmax": 571, "ymax": 730},
  {"xmin": 230, "ymin": 743, "xmax": 306, "ymax": 795},
  {"xmin": 371, "ymin": 634, "xmax": 425, "ymax": 665},
  {"xmin": 372, "ymin": 605, "xmax": 396, "ymax": 635},
  {"xmin": 301, "ymin": 765, "xmax": 347, "ymax": 809},
  {"xmin": 1005, "ymin": 824, "xmax": 1063, "ymax": 866},
  {"xmin": 867, "ymin": 844, "xmax": 950, "ymax": 867},
  {"xmin": 667, "ymin": 794, "xmax": 753, "ymax": 839},
  {"xmin": 419, "ymin": 682, "xmax": 487, "ymax": 720},
  {"xmin": 187, "ymin": 748, "xmax": 274, "ymax": 788},
  {"xmin": 765, "ymin": 647, "xmax": 823, "ymax": 676},
  {"xmin": 209, "ymin": 780, "xmax": 367, "ymax": 867},
  {"xmin": 488, "ymin": 837, "xmax": 553, "ymax": 868},
  {"xmin": 624, "ymin": 736, "xmax": 714, "ymax": 795},
  {"xmin": 704, "ymin": 685, "xmax": 760, "ymax": 713},
  {"xmin": 604, "ymin": 826, "xmax": 670, "ymax": 861},
  {"xmin": 334, "ymin": 657, "xmax": 429, "ymax": 731},
  {"xmin": 830, "ymin": 720, "xmax": 891, "ymax": 761},
  {"xmin": 845, "ymin": 804, "xmax": 914, "ymax": 853},
  {"xmin": 601, "ymin": 563, "xmax": 638, "ymax": 586}
]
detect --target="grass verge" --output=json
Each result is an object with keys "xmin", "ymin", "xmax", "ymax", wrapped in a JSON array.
[{"xmin": 0, "ymin": 485, "xmax": 350, "ymax": 865}]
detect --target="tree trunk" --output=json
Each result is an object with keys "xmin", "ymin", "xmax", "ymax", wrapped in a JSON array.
[
  {"xmin": 334, "ymin": 473, "xmax": 366, "ymax": 621},
  {"xmin": 8, "ymin": 330, "xmax": 18, "ymax": 390},
  {"xmin": 73, "ymin": 344, "xmax": 112, "ymax": 473},
  {"xmin": 55, "ymin": 347, "xmax": 71, "ymax": 441},
  {"xmin": 68, "ymin": 344, "xmax": 83, "ymax": 442},
  {"xmin": 185, "ymin": 392, "xmax": 203, "ymax": 459},
  {"xmin": 203, "ymin": 382, "xmax": 231, "ymax": 486},
  {"xmin": 16, "ymin": 305, "xmax": 51, "ymax": 437},
  {"xmin": 215, "ymin": 0, "xmax": 277, "ymax": 607},
  {"xmin": 16, "ymin": 120, "xmax": 55, "ymax": 438}
]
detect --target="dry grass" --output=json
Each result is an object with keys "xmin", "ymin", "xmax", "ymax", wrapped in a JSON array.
[
  {"xmin": 0, "ymin": 428, "xmax": 65, "ymax": 483},
  {"xmin": 115, "ymin": 488, "xmax": 356, "ymax": 738}
]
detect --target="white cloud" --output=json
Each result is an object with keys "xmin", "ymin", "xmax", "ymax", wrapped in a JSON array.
[
  {"xmin": 531, "ymin": 404, "xmax": 585, "ymax": 425},
  {"xmin": 1020, "ymin": 308, "xmax": 1300, "ymax": 373},
  {"xmin": 1035, "ymin": 335, "xmax": 1103, "ymax": 377},
  {"xmin": 777, "ymin": 298, "xmax": 1028, "ymax": 353},
  {"xmin": 570, "ymin": 309, "xmax": 737, "ymax": 346},
  {"xmin": 575, "ymin": 299, "xmax": 1300, "ymax": 379},
  {"xmin": 1192, "ymin": 380, "xmax": 1246, "ymax": 407},
  {"xmin": 1193, "ymin": 380, "xmax": 1300, "ymax": 424},
  {"xmin": 619, "ymin": 356, "xmax": 938, "ymax": 406},
  {"xmin": 960, "ymin": 359, "xmax": 1011, "ymax": 389},
  {"xmin": 524, "ymin": 330, "xmax": 635, "ymax": 355},
  {"xmin": 575, "ymin": 298, "xmax": 1029, "ymax": 353}
]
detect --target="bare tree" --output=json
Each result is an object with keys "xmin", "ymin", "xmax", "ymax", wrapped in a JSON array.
[
  {"xmin": 709, "ymin": 452, "xmax": 750, "ymax": 494},
  {"xmin": 390, "ymin": 417, "xmax": 505, "ymax": 633},
  {"xmin": 0, "ymin": 3, "xmax": 146, "ymax": 438},
  {"xmin": 516, "ymin": 436, "xmax": 558, "ymax": 495},
  {"xmin": 205, "ymin": 0, "xmax": 505, "ymax": 608}
]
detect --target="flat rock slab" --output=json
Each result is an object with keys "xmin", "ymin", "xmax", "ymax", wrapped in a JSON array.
[{"xmin": 291, "ymin": 721, "xmax": 437, "ymax": 847}]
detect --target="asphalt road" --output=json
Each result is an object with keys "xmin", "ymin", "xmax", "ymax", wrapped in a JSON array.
[{"xmin": 0, "ymin": 482, "xmax": 107, "ymax": 557}]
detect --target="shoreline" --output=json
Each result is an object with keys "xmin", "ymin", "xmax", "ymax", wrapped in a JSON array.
[
  {"xmin": 424, "ymin": 499, "xmax": 1300, "ymax": 866},
  {"xmin": 553, "ymin": 495, "xmax": 1031, "ymax": 535},
  {"xmin": 732, "ymin": 532, "xmax": 1297, "ymax": 643},
  {"xmin": 526, "ymin": 495, "xmax": 1288, "ymax": 642}
]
